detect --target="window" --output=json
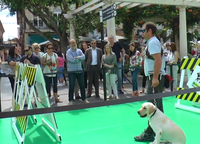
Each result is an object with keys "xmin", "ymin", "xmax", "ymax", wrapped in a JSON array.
[
  {"xmin": 32, "ymin": 16, "xmax": 43, "ymax": 27},
  {"xmin": 53, "ymin": 12, "xmax": 61, "ymax": 26},
  {"xmin": 33, "ymin": 16, "xmax": 38, "ymax": 26}
]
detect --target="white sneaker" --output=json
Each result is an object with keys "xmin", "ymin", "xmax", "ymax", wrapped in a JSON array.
[
  {"xmin": 68, "ymin": 101, "xmax": 73, "ymax": 105},
  {"xmin": 113, "ymin": 96, "xmax": 119, "ymax": 99},
  {"xmin": 83, "ymin": 99, "xmax": 89, "ymax": 103},
  {"xmin": 57, "ymin": 83, "xmax": 62, "ymax": 86},
  {"xmin": 107, "ymin": 95, "xmax": 113, "ymax": 99}
]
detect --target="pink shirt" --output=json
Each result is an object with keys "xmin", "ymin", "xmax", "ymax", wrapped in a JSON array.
[{"xmin": 58, "ymin": 57, "xmax": 65, "ymax": 67}]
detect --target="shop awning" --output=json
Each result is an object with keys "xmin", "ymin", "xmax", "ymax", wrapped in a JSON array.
[{"xmin": 27, "ymin": 35, "xmax": 59, "ymax": 45}]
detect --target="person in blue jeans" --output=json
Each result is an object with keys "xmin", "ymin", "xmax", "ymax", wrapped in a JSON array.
[
  {"xmin": 66, "ymin": 39, "xmax": 89, "ymax": 105},
  {"xmin": 129, "ymin": 43, "xmax": 143, "ymax": 96}
]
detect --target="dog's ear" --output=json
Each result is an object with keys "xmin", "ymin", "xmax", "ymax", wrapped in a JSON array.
[{"xmin": 148, "ymin": 105, "xmax": 156, "ymax": 115}]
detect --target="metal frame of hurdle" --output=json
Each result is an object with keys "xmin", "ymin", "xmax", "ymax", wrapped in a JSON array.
[
  {"xmin": 11, "ymin": 63, "xmax": 61, "ymax": 144},
  {"xmin": 175, "ymin": 57, "xmax": 200, "ymax": 113}
]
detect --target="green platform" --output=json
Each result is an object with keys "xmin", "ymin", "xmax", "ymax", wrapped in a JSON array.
[{"xmin": 0, "ymin": 97, "xmax": 199, "ymax": 144}]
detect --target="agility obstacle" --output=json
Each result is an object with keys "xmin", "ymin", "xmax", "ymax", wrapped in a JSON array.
[
  {"xmin": 175, "ymin": 57, "xmax": 200, "ymax": 113},
  {"xmin": 12, "ymin": 63, "xmax": 61, "ymax": 144}
]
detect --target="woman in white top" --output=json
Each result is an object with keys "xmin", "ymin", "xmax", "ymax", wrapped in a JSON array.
[
  {"xmin": 166, "ymin": 42, "xmax": 179, "ymax": 91},
  {"xmin": 41, "ymin": 42, "xmax": 63, "ymax": 103}
]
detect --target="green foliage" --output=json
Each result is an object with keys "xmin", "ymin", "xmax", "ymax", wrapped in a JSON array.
[
  {"xmin": 2, "ymin": 0, "xmax": 96, "ymax": 50},
  {"xmin": 72, "ymin": 11, "xmax": 100, "ymax": 42},
  {"xmin": 116, "ymin": 4, "xmax": 200, "ymax": 43}
]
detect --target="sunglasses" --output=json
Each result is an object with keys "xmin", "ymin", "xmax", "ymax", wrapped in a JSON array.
[
  {"xmin": 47, "ymin": 47, "xmax": 53, "ymax": 49},
  {"xmin": 24, "ymin": 49, "xmax": 29, "ymax": 52},
  {"xmin": 141, "ymin": 29, "xmax": 146, "ymax": 33}
]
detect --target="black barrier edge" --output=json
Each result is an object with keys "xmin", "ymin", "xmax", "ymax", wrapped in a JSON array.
[{"xmin": 0, "ymin": 87, "xmax": 199, "ymax": 119}]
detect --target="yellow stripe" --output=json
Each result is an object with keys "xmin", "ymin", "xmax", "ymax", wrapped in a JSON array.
[
  {"xmin": 22, "ymin": 116, "xmax": 26, "ymax": 132},
  {"xmin": 22, "ymin": 67, "xmax": 27, "ymax": 80},
  {"xmin": 30, "ymin": 68, "xmax": 36, "ymax": 86},
  {"xmin": 29, "ymin": 68, "xmax": 34, "ymax": 85},
  {"xmin": 192, "ymin": 94, "xmax": 199, "ymax": 102},
  {"xmin": 187, "ymin": 58, "xmax": 195, "ymax": 70},
  {"xmin": 176, "ymin": 87, "xmax": 184, "ymax": 99},
  {"xmin": 26, "ymin": 67, "xmax": 31, "ymax": 84},
  {"xmin": 176, "ymin": 94, "xmax": 181, "ymax": 99},
  {"xmin": 187, "ymin": 93, "xmax": 194, "ymax": 101},
  {"xmin": 193, "ymin": 58, "xmax": 200, "ymax": 70},
  {"xmin": 182, "ymin": 93, "xmax": 188, "ymax": 100},
  {"xmin": 180, "ymin": 58, "xmax": 189, "ymax": 69}
]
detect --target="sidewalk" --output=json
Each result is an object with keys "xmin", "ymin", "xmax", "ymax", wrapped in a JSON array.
[
  {"xmin": 0, "ymin": 75, "xmax": 142, "ymax": 112},
  {"xmin": 0, "ymin": 63, "xmax": 189, "ymax": 112}
]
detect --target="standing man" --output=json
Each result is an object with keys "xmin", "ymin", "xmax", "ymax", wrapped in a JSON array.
[
  {"xmin": 85, "ymin": 39, "xmax": 102, "ymax": 98},
  {"xmin": 108, "ymin": 35, "xmax": 125, "ymax": 94},
  {"xmin": 20, "ymin": 46, "xmax": 41, "ymax": 66},
  {"xmin": 134, "ymin": 22, "xmax": 165, "ymax": 142},
  {"xmin": 66, "ymin": 39, "xmax": 89, "ymax": 105}
]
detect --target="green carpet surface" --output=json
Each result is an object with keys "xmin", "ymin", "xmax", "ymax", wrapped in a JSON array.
[{"xmin": 0, "ymin": 97, "xmax": 199, "ymax": 144}]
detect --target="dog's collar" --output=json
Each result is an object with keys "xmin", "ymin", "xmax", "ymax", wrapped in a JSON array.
[{"xmin": 150, "ymin": 109, "xmax": 157, "ymax": 118}]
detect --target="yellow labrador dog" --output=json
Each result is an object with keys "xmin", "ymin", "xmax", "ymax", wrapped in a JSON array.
[{"xmin": 137, "ymin": 102, "xmax": 186, "ymax": 144}]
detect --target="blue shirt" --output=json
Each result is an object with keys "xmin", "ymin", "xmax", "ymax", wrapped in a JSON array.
[{"xmin": 66, "ymin": 48, "xmax": 85, "ymax": 72}]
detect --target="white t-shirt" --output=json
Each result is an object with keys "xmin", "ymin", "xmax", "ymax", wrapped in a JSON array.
[
  {"xmin": 163, "ymin": 48, "xmax": 170, "ymax": 62},
  {"xmin": 144, "ymin": 36, "xmax": 165, "ymax": 76},
  {"xmin": 43, "ymin": 53, "xmax": 58, "ymax": 77},
  {"xmin": 168, "ymin": 51, "xmax": 176, "ymax": 62},
  {"xmin": 91, "ymin": 48, "xmax": 97, "ymax": 65}
]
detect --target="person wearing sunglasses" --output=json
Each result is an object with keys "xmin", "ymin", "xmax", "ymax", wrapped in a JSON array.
[
  {"xmin": 134, "ymin": 22, "xmax": 166, "ymax": 142},
  {"xmin": 32, "ymin": 43, "xmax": 44, "ymax": 62},
  {"xmin": 42, "ymin": 42, "xmax": 63, "ymax": 103},
  {"xmin": 20, "ymin": 46, "xmax": 40, "ymax": 66}
]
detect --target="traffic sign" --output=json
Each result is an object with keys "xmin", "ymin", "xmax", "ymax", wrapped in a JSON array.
[{"xmin": 102, "ymin": 4, "xmax": 117, "ymax": 21}]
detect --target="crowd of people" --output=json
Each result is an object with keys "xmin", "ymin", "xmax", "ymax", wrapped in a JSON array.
[
  {"xmin": 5, "ymin": 21, "xmax": 183, "ymax": 143},
  {"xmin": 6, "ymin": 22, "xmax": 180, "ymax": 105}
]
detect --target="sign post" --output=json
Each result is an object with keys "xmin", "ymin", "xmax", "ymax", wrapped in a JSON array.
[
  {"xmin": 102, "ymin": 4, "xmax": 117, "ymax": 21},
  {"xmin": 99, "ymin": 3, "xmax": 117, "ymax": 48},
  {"xmin": 99, "ymin": 4, "xmax": 117, "ymax": 101}
]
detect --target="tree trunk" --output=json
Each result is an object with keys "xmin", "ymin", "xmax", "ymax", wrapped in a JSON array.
[{"xmin": 59, "ymin": 35, "xmax": 69, "ymax": 57}]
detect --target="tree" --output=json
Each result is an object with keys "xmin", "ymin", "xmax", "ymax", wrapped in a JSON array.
[
  {"xmin": 116, "ymin": 4, "xmax": 200, "ymax": 52},
  {"xmin": 2, "ymin": 0, "xmax": 96, "ymax": 52}
]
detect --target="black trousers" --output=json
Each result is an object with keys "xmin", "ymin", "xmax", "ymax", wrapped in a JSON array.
[
  {"xmin": 68, "ymin": 72, "xmax": 86, "ymax": 101},
  {"xmin": 142, "ymin": 72, "xmax": 147, "ymax": 88},
  {"xmin": 145, "ymin": 75, "xmax": 164, "ymax": 134},
  {"xmin": 8, "ymin": 77, "xmax": 15, "ymax": 93},
  {"xmin": 87, "ymin": 65, "xmax": 100, "ymax": 96},
  {"xmin": 84, "ymin": 71, "xmax": 87, "ymax": 89}
]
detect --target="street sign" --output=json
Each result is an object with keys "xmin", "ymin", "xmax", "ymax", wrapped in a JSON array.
[{"xmin": 102, "ymin": 4, "xmax": 117, "ymax": 21}]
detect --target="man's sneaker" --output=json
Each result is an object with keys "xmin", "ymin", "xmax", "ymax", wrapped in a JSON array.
[
  {"xmin": 68, "ymin": 101, "xmax": 73, "ymax": 105},
  {"xmin": 83, "ymin": 99, "xmax": 89, "ymax": 103},
  {"xmin": 134, "ymin": 131, "xmax": 154, "ymax": 142}
]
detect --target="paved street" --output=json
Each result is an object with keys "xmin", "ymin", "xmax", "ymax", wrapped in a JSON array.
[
  {"xmin": 0, "ymin": 69, "xmax": 144, "ymax": 112},
  {"xmin": 0, "ymin": 76, "xmax": 140, "ymax": 112}
]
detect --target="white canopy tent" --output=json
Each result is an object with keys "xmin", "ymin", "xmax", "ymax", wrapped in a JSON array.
[{"xmin": 64, "ymin": 0, "xmax": 200, "ymax": 58}]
